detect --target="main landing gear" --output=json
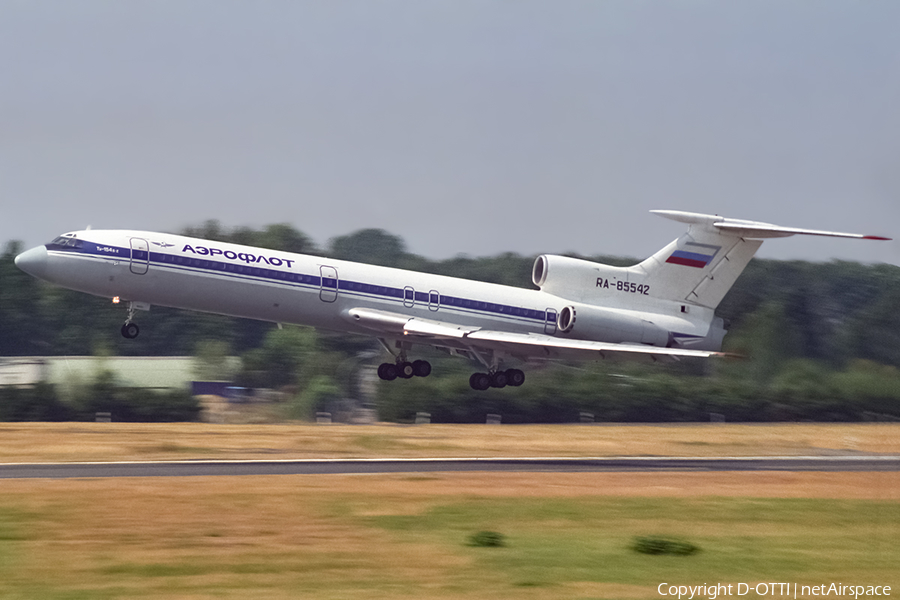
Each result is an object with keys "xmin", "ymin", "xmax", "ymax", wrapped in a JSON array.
[
  {"xmin": 469, "ymin": 368, "xmax": 525, "ymax": 391},
  {"xmin": 373, "ymin": 339, "xmax": 525, "ymax": 390},
  {"xmin": 377, "ymin": 359, "xmax": 432, "ymax": 381}
]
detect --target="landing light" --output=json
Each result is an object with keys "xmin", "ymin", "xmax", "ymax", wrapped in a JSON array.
[{"xmin": 112, "ymin": 296, "xmax": 120, "ymax": 304}]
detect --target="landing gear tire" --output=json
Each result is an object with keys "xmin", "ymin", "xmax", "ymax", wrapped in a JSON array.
[
  {"xmin": 397, "ymin": 361, "xmax": 415, "ymax": 379},
  {"xmin": 377, "ymin": 363, "xmax": 398, "ymax": 381},
  {"xmin": 505, "ymin": 368, "xmax": 525, "ymax": 387},
  {"xmin": 490, "ymin": 371, "xmax": 508, "ymax": 388},
  {"xmin": 379, "ymin": 360, "xmax": 431, "ymax": 381},
  {"xmin": 121, "ymin": 322, "xmax": 140, "ymax": 339},
  {"xmin": 412, "ymin": 360, "xmax": 432, "ymax": 378},
  {"xmin": 469, "ymin": 372, "xmax": 491, "ymax": 391}
]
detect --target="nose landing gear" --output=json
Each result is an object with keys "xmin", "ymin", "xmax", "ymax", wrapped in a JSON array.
[
  {"xmin": 121, "ymin": 322, "xmax": 140, "ymax": 339},
  {"xmin": 118, "ymin": 300, "xmax": 148, "ymax": 339}
]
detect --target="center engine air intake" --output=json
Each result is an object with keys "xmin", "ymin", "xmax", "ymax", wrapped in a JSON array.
[
  {"xmin": 532, "ymin": 255, "xmax": 550, "ymax": 287},
  {"xmin": 532, "ymin": 254, "xmax": 641, "ymax": 303},
  {"xmin": 535, "ymin": 254, "xmax": 601, "ymax": 292}
]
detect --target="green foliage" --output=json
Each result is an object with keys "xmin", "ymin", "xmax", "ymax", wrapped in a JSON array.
[
  {"xmin": 425, "ymin": 252, "xmax": 536, "ymax": 288},
  {"xmin": 289, "ymin": 375, "xmax": 342, "ymax": 420},
  {"xmin": 376, "ymin": 356, "xmax": 900, "ymax": 423},
  {"xmin": 328, "ymin": 229, "xmax": 407, "ymax": 267},
  {"xmin": 234, "ymin": 326, "xmax": 353, "ymax": 419},
  {"xmin": 181, "ymin": 221, "xmax": 319, "ymax": 255},
  {"xmin": 255, "ymin": 223, "xmax": 319, "ymax": 255},
  {"xmin": 723, "ymin": 301, "xmax": 802, "ymax": 382},
  {"xmin": 236, "ymin": 326, "xmax": 318, "ymax": 388},
  {"xmin": 839, "ymin": 285, "xmax": 900, "ymax": 366},
  {"xmin": 0, "ymin": 382, "xmax": 73, "ymax": 421},
  {"xmin": 193, "ymin": 339, "xmax": 236, "ymax": 381},
  {"xmin": 0, "ymin": 241, "xmax": 45, "ymax": 355},
  {"xmin": 832, "ymin": 360, "xmax": 900, "ymax": 420},
  {"xmin": 0, "ymin": 376, "xmax": 199, "ymax": 422},
  {"xmin": 69, "ymin": 370, "xmax": 200, "ymax": 422}
]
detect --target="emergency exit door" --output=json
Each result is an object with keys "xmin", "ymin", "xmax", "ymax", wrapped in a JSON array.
[
  {"xmin": 130, "ymin": 238, "xmax": 149, "ymax": 275},
  {"xmin": 319, "ymin": 266, "xmax": 338, "ymax": 302}
]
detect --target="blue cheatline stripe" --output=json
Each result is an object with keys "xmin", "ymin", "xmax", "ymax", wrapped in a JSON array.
[{"xmin": 61, "ymin": 241, "xmax": 551, "ymax": 325}]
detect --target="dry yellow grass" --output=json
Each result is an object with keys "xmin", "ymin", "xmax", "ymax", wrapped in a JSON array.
[
  {"xmin": 2, "ymin": 471, "xmax": 898, "ymax": 599},
  {"xmin": 3, "ymin": 422, "xmax": 896, "ymax": 598},
  {"xmin": 0, "ymin": 422, "xmax": 897, "ymax": 463}
]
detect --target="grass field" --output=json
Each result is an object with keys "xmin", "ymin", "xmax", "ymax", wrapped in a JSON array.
[
  {"xmin": 0, "ymin": 422, "xmax": 897, "ymax": 463},
  {"xmin": 0, "ymin": 472, "xmax": 898, "ymax": 599},
  {"xmin": 0, "ymin": 424, "xmax": 896, "ymax": 599}
]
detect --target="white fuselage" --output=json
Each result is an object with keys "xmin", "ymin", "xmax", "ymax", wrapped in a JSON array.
[
  {"xmin": 15, "ymin": 229, "xmax": 718, "ymax": 359},
  {"xmin": 18, "ymin": 210, "xmax": 887, "ymax": 373},
  {"xmin": 49, "ymin": 230, "xmax": 560, "ymax": 333}
]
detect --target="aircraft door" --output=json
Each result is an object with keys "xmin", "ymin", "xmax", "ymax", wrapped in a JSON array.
[
  {"xmin": 319, "ymin": 266, "xmax": 338, "ymax": 302},
  {"xmin": 428, "ymin": 290, "xmax": 440, "ymax": 312},
  {"xmin": 403, "ymin": 286, "xmax": 415, "ymax": 308},
  {"xmin": 130, "ymin": 238, "xmax": 149, "ymax": 275},
  {"xmin": 544, "ymin": 308, "xmax": 558, "ymax": 334}
]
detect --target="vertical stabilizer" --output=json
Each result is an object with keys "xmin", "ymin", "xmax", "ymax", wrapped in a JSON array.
[
  {"xmin": 637, "ymin": 213, "xmax": 759, "ymax": 309},
  {"xmin": 636, "ymin": 210, "xmax": 889, "ymax": 310}
]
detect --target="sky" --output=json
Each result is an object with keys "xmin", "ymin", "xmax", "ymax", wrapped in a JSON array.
[{"xmin": 2, "ymin": 0, "xmax": 899, "ymax": 265}]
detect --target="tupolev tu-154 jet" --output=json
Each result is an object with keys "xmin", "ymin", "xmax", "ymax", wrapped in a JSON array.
[{"xmin": 15, "ymin": 210, "xmax": 890, "ymax": 390}]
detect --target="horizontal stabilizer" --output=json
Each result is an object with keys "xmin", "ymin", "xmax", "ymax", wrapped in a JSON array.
[
  {"xmin": 714, "ymin": 221, "xmax": 891, "ymax": 240},
  {"xmin": 651, "ymin": 210, "xmax": 891, "ymax": 241}
]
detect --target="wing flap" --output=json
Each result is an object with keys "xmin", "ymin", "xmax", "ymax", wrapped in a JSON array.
[
  {"xmin": 344, "ymin": 307, "xmax": 482, "ymax": 338},
  {"xmin": 465, "ymin": 330, "xmax": 723, "ymax": 360},
  {"xmin": 404, "ymin": 318, "xmax": 481, "ymax": 338},
  {"xmin": 345, "ymin": 306, "xmax": 723, "ymax": 361}
]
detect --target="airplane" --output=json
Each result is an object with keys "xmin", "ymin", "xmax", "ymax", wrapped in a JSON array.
[{"xmin": 14, "ymin": 210, "xmax": 889, "ymax": 390}]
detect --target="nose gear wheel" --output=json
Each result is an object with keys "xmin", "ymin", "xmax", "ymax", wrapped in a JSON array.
[{"xmin": 121, "ymin": 322, "xmax": 140, "ymax": 339}]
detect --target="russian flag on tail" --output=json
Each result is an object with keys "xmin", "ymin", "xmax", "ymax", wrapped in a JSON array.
[{"xmin": 666, "ymin": 242, "xmax": 721, "ymax": 268}]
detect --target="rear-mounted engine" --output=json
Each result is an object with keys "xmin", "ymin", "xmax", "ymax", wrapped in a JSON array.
[{"xmin": 556, "ymin": 303, "xmax": 670, "ymax": 347}]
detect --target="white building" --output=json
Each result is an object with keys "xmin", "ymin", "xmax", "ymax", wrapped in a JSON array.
[{"xmin": 0, "ymin": 356, "xmax": 238, "ymax": 390}]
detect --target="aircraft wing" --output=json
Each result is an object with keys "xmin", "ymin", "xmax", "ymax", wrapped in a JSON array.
[{"xmin": 344, "ymin": 307, "xmax": 724, "ymax": 362}]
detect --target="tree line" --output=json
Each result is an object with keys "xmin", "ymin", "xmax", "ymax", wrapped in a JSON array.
[{"xmin": 1, "ymin": 222, "xmax": 898, "ymax": 422}]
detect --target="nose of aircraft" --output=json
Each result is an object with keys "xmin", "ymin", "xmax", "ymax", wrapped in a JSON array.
[{"xmin": 14, "ymin": 245, "xmax": 50, "ymax": 280}]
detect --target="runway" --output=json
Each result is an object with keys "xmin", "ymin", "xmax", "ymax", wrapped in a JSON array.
[{"xmin": 1, "ymin": 455, "xmax": 898, "ymax": 479}]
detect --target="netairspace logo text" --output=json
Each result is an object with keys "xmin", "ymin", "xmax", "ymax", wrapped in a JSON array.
[{"xmin": 658, "ymin": 583, "xmax": 892, "ymax": 600}]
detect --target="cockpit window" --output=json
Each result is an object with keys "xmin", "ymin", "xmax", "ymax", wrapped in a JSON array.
[{"xmin": 48, "ymin": 236, "xmax": 84, "ymax": 249}]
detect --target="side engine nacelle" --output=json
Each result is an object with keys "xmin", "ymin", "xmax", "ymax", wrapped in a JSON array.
[{"xmin": 556, "ymin": 303, "xmax": 671, "ymax": 347}]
